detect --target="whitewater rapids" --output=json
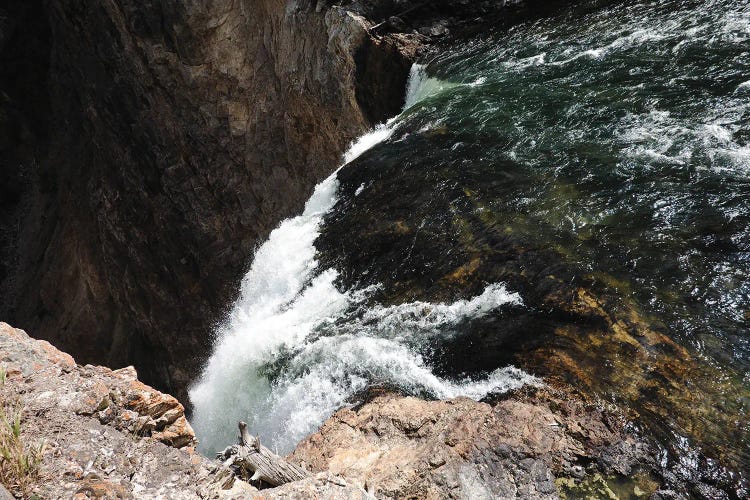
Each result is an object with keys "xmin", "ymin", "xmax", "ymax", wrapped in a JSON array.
[{"xmin": 189, "ymin": 66, "xmax": 538, "ymax": 454}]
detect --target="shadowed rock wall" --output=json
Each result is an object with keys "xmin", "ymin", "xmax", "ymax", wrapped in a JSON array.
[{"xmin": 1, "ymin": 0, "xmax": 412, "ymax": 402}]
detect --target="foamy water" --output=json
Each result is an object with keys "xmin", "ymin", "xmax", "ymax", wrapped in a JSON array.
[{"xmin": 189, "ymin": 67, "xmax": 537, "ymax": 454}]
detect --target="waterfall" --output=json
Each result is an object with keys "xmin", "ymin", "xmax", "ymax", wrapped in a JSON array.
[{"xmin": 189, "ymin": 65, "xmax": 538, "ymax": 455}]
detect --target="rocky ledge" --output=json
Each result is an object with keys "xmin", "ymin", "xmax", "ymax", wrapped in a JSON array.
[
  {"xmin": 293, "ymin": 388, "xmax": 660, "ymax": 499},
  {"xmin": 0, "ymin": 321, "xmax": 681, "ymax": 499},
  {"xmin": 0, "ymin": 322, "xmax": 238, "ymax": 498}
]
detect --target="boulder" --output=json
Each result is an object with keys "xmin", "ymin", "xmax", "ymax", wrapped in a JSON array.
[{"xmin": 291, "ymin": 387, "xmax": 657, "ymax": 499}]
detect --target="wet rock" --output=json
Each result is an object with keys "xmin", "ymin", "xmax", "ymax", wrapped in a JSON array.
[
  {"xmin": 386, "ymin": 16, "xmax": 409, "ymax": 32},
  {"xmin": 430, "ymin": 23, "xmax": 450, "ymax": 37}
]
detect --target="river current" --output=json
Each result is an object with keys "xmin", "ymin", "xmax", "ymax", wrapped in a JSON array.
[{"xmin": 191, "ymin": 0, "xmax": 749, "ymax": 483}]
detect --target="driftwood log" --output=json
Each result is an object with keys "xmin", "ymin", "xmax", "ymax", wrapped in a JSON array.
[{"xmin": 217, "ymin": 421, "xmax": 309, "ymax": 487}]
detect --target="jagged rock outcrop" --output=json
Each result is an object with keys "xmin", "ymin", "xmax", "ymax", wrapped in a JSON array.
[
  {"xmin": 0, "ymin": 320, "xmax": 368, "ymax": 498},
  {"xmin": 0, "ymin": 322, "xmax": 198, "ymax": 450},
  {"xmin": 291, "ymin": 387, "xmax": 660, "ymax": 499},
  {"xmin": 0, "ymin": 322, "xmax": 260, "ymax": 497}
]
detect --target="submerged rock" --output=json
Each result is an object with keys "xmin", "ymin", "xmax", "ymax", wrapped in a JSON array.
[{"xmin": 316, "ymin": 125, "xmax": 750, "ymax": 496}]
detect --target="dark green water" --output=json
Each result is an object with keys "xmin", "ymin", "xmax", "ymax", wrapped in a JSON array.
[
  {"xmin": 318, "ymin": 0, "xmax": 750, "ymax": 491},
  {"xmin": 401, "ymin": 0, "xmax": 750, "ymax": 373}
]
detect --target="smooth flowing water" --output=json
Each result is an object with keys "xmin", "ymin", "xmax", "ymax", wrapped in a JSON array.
[
  {"xmin": 192, "ymin": 0, "xmax": 749, "ymax": 481},
  {"xmin": 411, "ymin": 0, "xmax": 750, "ymax": 373}
]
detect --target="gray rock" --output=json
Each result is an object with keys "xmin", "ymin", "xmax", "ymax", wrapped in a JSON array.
[{"xmin": 291, "ymin": 388, "xmax": 661, "ymax": 499}]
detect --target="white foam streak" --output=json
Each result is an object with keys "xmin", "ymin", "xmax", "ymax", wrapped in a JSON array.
[
  {"xmin": 190, "ymin": 65, "xmax": 536, "ymax": 455},
  {"xmin": 190, "ymin": 110, "xmax": 401, "ymax": 454},
  {"xmin": 344, "ymin": 122, "xmax": 397, "ymax": 163},
  {"xmin": 263, "ymin": 335, "xmax": 537, "ymax": 450},
  {"xmin": 616, "ymin": 108, "xmax": 750, "ymax": 176},
  {"xmin": 242, "ymin": 283, "xmax": 532, "ymax": 452},
  {"xmin": 350, "ymin": 283, "xmax": 522, "ymax": 341}
]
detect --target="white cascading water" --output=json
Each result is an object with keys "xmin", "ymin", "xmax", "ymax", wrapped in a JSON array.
[{"xmin": 189, "ymin": 65, "xmax": 540, "ymax": 455}]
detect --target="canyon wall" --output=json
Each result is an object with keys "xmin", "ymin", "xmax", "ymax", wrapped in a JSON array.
[
  {"xmin": 0, "ymin": 0, "xmax": 415, "ymax": 401},
  {"xmin": 0, "ymin": 0, "xmax": 571, "ymax": 400}
]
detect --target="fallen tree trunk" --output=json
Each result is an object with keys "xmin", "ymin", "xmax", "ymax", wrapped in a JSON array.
[{"xmin": 217, "ymin": 421, "xmax": 309, "ymax": 487}]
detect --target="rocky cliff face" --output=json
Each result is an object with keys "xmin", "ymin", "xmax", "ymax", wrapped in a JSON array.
[{"xmin": 0, "ymin": 0, "xmax": 420, "ymax": 402}]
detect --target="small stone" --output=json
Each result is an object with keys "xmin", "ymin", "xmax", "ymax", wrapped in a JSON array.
[{"xmin": 430, "ymin": 24, "xmax": 449, "ymax": 37}]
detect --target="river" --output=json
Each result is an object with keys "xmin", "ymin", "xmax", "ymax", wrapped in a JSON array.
[{"xmin": 191, "ymin": 0, "xmax": 749, "ymax": 489}]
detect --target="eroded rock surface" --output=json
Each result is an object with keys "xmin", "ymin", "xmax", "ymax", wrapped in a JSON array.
[
  {"xmin": 249, "ymin": 472, "xmax": 372, "ymax": 500},
  {"xmin": 291, "ymin": 387, "xmax": 659, "ymax": 499},
  {"xmin": 0, "ymin": 322, "xmax": 258, "ymax": 498}
]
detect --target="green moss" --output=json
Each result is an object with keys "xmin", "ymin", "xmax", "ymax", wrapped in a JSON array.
[{"xmin": 557, "ymin": 471, "xmax": 659, "ymax": 500}]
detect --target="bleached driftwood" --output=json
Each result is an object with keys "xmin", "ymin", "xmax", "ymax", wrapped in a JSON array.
[{"xmin": 217, "ymin": 421, "xmax": 309, "ymax": 487}]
